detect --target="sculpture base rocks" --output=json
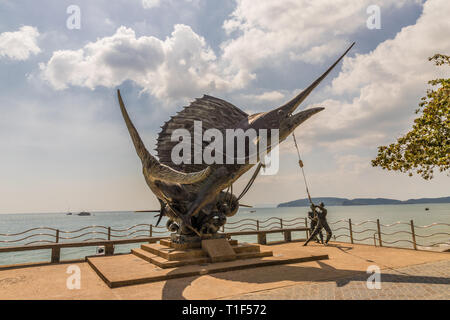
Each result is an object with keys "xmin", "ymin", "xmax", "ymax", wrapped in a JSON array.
[
  {"xmin": 132, "ymin": 238, "xmax": 268, "ymax": 268},
  {"xmin": 170, "ymin": 232, "xmax": 227, "ymax": 247},
  {"xmin": 87, "ymin": 238, "xmax": 329, "ymax": 288}
]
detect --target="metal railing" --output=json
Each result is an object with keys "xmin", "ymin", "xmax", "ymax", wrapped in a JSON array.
[
  {"xmin": 0, "ymin": 216, "xmax": 448, "ymax": 266},
  {"xmin": 0, "ymin": 218, "xmax": 309, "ymax": 265},
  {"xmin": 329, "ymin": 218, "xmax": 450, "ymax": 249},
  {"xmin": 1, "ymin": 216, "xmax": 448, "ymax": 249},
  {"xmin": 0, "ymin": 217, "xmax": 308, "ymax": 247},
  {"xmin": 223, "ymin": 216, "xmax": 308, "ymax": 232},
  {"xmin": 0, "ymin": 217, "xmax": 309, "ymax": 248},
  {"xmin": 0, "ymin": 223, "xmax": 169, "ymax": 246}
]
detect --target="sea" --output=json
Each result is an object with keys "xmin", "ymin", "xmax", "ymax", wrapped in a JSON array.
[{"xmin": 0, "ymin": 203, "xmax": 449, "ymax": 266}]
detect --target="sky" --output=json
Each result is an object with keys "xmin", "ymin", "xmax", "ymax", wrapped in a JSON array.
[{"xmin": 0, "ymin": 0, "xmax": 449, "ymax": 214}]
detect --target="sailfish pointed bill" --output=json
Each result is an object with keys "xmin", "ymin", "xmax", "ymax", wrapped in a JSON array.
[
  {"xmin": 117, "ymin": 90, "xmax": 211, "ymax": 184},
  {"xmin": 278, "ymin": 42, "xmax": 355, "ymax": 115}
]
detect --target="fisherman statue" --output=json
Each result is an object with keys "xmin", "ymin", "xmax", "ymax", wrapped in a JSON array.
[
  {"xmin": 307, "ymin": 204, "xmax": 323, "ymax": 244},
  {"xmin": 303, "ymin": 202, "xmax": 332, "ymax": 246},
  {"xmin": 117, "ymin": 43, "xmax": 354, "ymax": 244}
]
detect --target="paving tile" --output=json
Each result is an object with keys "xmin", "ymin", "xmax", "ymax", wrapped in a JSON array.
[{"xmin": 231, "ymin": 259, "xmax": 450, "ymax": 300}]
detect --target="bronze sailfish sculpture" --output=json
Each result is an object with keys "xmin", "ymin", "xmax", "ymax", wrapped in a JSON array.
[{"xmin": 117, "ymin": 43, "xmax": 354, "ymax": 241}]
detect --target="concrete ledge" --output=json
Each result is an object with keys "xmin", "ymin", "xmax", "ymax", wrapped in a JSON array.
[
  {"xmin": 87, "ymin": 252, "xmax": 329, "ymax": 288},
  {"xmin": 0, "ymin": 259, "xmax": 84, "ymax": 271}
]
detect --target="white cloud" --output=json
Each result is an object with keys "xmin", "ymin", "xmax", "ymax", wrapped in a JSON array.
[
  {"xmin": 318, "ymin": 133, "xmax": 386, "ymax": 152},
  {"xmin": 242, "ymin": 90, "xmax": 285, "ymax": 102},
  {"xmin": 142, "ymin": 0, "xmax": 160, "ymax": 9},
  {"xmin": 39, "ymin": 0, "xmax": 422, "ymax": 105},
  {"xmin": 335, "ymin": 154, "xmax": 371, "ymax": 176},
  {"xmin": 0, "ymin": 26, "xmax": 41, "ymax": 61},
  {"xmin": 220, "ymin": 0, "xmax": 417, "ymax": 73},
  {"xmin": 306, "ymin": 0, "xmax": 450, "ymax": 149},
  {"xmin": 141, "ymin": 0, "xmax": 201, "ymax": 10},
  {"xmin": 40, "ymin": 24, "xmax": 245, "ymax": 101}
]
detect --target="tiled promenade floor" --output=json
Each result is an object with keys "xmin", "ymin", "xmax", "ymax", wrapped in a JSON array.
[
  {"xmin": 225, "ymin": 259, "xmax": 450, "ymax": 300},
  {"xmin": 0, "ymin": 242, "xmax": 448, "ymax": 299}
]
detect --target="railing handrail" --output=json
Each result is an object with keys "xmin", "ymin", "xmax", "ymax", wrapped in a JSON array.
[
  {"xmin": 1, "ymin": 217, "xmax": 448, "ymax": 238},
  {"xmin": 1, "ymin": 216, "xmax": 448, "ymax": 250},
  {"xmin": 0, "ymin": 227, "xmax": 59, "ymax": 237},
  {"xmin": 0, "ymin": 217, "xmax": 448, "ymax": 266},
  {"xmin": 0, "ymin": 233, "xmax": 57, "ymax": 243},
  {"xmin": 0, "ymin": 227, "xmax": 309, "ymax": 261}
]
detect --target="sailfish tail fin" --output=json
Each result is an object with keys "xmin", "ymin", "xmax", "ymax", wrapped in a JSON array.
[{"xmin": 117, "ymin": 89, "xmax": 211, "ymax": 184}]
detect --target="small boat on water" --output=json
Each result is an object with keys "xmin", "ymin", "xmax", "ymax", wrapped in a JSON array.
[
  {"xmin": 425, "ymin": 207, "xmax": 430, "ymax": 211},
  {"xmin": 77, "ymin": 211, "xmax": 91, "ymax": 216}
]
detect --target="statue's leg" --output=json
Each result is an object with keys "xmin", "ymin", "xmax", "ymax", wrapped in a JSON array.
[
  {"xmin": 303, "ymin": 222, "xmax": 322, "ymax": 246},
  {"xmin": 322, "ymin": 220, "xmax": 332, "ymax": 244},
  {"xmin": 310, "ymin": 220, "xmax": 319, "ymax": 242}
]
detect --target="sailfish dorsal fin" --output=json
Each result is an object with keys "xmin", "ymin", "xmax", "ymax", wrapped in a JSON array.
[{"xmin": 156, "ymin": 95, "xmax": 248, "ymax": 173}]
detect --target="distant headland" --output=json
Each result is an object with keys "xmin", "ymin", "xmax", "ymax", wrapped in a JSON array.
[{"xmin": 277, "ymin": 196, "xmax": 450, "ymax": 207}]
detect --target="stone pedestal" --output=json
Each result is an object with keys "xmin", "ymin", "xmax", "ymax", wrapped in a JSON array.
[
  {"xmin": 131, "ymin": 238, "xmax": 272, "ymax": 269},
  {"xmin": 88, "ymin": 242, "xmax": 330, "ymax": 288},
  {"xmin": 169, "ymin": 232, "xmax": 227, "ymax": 246},
  {"xmin": 201, "ymin": 238, "xmax": 236, "ymax": 263}
]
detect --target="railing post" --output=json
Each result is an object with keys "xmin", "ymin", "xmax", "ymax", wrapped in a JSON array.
[
  {"xmin": 284, "ymin": 230, "xmax": 292, "ymax": 242},
  {"xmin": 257, "ymin": 232, "xmax": 267, "ymax": 245},
  {"xmin": 51, "ymin": 246, "xmax": 60, "ymax": 263},
  {"xmin": 107, "ymin": 227, "xmax": 111, "ymax": 241},
  {"xmin": 55, "ymin": 229, "xmax": 60, "ymax": 243},
  {"xmin": 376, "ymin": 219, "xmax": 382, "ymax": 247},
  {"xmin": 150, "ymin": 224, "xmax": 153, "ymax": 237},
  {"xmin": 280, "ymin": 218, "xmax": 283, "ymax": 229},
  {"xmin": 410, "ymin": 220, "xmax": 417, "ymax": 250},
  {"xmin": 105, "ymin": 243, "xmax": 114, "ymax": 256},
  {"xmin": 256, "ymin": 220, "xmax": 260, "ymax": 231},
  {"xmin": 348, "ymin": 219, "xmax": 354, "ymax": 244},
  {"xmin": 305, "ymin": 217, "xmax": 309, "ymax": 238}
]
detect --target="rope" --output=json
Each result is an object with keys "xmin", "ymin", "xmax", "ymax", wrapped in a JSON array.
[
  {"xmin": 235, "ymin": 133, "xmax": 313, "ymax": 205},
  {"xmin": 292, "ymin": 133, "xmax": 314, "ymax": 206}
]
